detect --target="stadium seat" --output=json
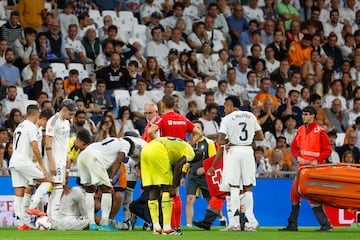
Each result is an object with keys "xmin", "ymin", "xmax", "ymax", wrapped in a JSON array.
[
  {"xmin": 102, "ymin": 10, "xmax": 118, "ymax": 23},
  {"xmin": 118, "ymin": 11, "xmax": 137, "ymax": 27},
  {"xmin": 23, "ymin": 100, "xmax": 38, "ymax": 109},
  {"xmin": 336, "ymin": 133, "xmax": 345, "ymax": 147},
  {"xmin": 172, "ymin": 78, "xmax": 185, "ymax": 91},
  {"xmin": 89, "ymin": 9, "xmax": 103, "ymax": 29},
  {"xmin": 114, "ymin": 89, "xmax": 131, "ymax": 108},
  {"xmin": 50, "ymin": 63, "xmax": 68, "ymax": 79},
  {"xmin": 117, "ymin": 25, "xmax": 132, "ymax": 42},
  {"xmin": 16, "ymin": 87, "xmax": 28, "ymax": 100},
  {"xmin": 68, "ymin": 63, "xmax": 88, "ymax": 83},
  {"xmin": 131, "ymin": 24, "xmax": 146, "ymax": 42},
  {"xmin": 206, "ymin": 80, "xmax": 218, "ymax": 91}
]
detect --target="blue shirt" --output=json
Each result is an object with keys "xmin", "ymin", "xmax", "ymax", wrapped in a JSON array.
[{"xmin": 0, "ymin": 64, "xmax": 20, "ymax": 85}]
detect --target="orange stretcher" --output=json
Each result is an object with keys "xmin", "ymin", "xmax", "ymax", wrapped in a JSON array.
[{"xmin": 296, "ymin": 163, "xmax": 360, "ymax": 210}]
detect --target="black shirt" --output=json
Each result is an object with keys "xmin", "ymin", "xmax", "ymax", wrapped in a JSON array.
[{"xmin": 95, "ymin": 65, "xmax": 131, "ymax": 90}]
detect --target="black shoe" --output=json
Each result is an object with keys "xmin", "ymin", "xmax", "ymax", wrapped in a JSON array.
[
  {"xmin": 279, "ymin": 225, "xmax": 298, "ymax": 231},
  {"xmin": 219, "ymin": 218, "xmax": 227, "ymax": 226},
  {"xmin": 174, "ymin": 227, "xmax": 183, "ymax": 235},
  {"xmin": 316, "ymin": 225, "xmax": 333, "ymax": 232},
  {"xmin": 193, "ymin": 221, "xmax": 211, "ymax": 230}
]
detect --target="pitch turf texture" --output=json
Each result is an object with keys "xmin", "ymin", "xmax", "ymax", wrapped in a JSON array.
[{"xmin": 1, "ymin": 227, "xmax": 360, "ymax": 240}]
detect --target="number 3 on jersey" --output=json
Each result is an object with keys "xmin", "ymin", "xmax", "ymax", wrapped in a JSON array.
[{"xmin": 238, "ymin": 122, "xmax": 248, "ymax": 141}]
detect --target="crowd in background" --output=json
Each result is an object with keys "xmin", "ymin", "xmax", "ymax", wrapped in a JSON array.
[{"xmin": 0, "ymin": 0, "xmax": 359, "ymax": 177}]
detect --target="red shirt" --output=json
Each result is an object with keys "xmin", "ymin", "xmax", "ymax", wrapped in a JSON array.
[
  {"xmin": 153, "ymin": 111, "xmax": 195, "ymax": 140},
  {"xmin": 141, "ymin": 116, "xmax": 160, "ymax": 142}
]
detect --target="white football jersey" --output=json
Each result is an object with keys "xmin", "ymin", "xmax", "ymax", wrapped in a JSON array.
[
  {"xmin": 9, "ymin": 120, "xmax": 38, "ymax": 166},
  {"xmin": 36, "ymin": 125, "xmax": 43, "ymax": 153},
  {"xmin": 45, "ymin": 113, "xmax": 70, "ymax": 164},
  {"xmin": 125, "ymin": 157, "xmax": 138, "ymax": 182},
  {"xmin": 59, "ymin": 187, "xmax": 87, "ymax": 217},
  {"xmin": 219, "ymin": 110, "xmax": 261, "ymax": 146},
  {"xmin": 85, "ymin": 138, "xmax": 131, "ymax": 169},
  {"xmin": 123, "ymin": 136, "xmax": 147, "ymax": 163}
]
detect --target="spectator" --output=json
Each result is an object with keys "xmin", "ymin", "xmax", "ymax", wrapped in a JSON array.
[
  {"xmin": 160, "ymin": 2, "xmax": 192, "ymax": 35},
  {"xmin": 145, "ymin": 26, "xmax": 169, "ymax": 69},
  {"xmin": 45, "ymin": 20, "xmax": 68, "ymax": 64},
  {"xmin": 204, "ymin": 15, "xmax": 227, "ymax": 52},
  {"xmin": 130, "ymin": 78, "xmax": 158, "ymax": 134},
  {"xmin": 267, "ymin": 135, "xmax": 293, "ymax": 171},
  {"xmin": 95, "ymin": 53, "xmax": 131, "ymax": 90},
  {"xmin": 94, "ymin": 114, "xmax": 117, "ymax": 142},
  {"xmin": 298, "ymin": 86, "xmax": 311, "ymax": 110},
  {"xmin": 115, "ymin": 106, "xmax": 137, "ymax": 137},
  {"xmin": 227, "ymin": 4, "xmax": 248, "ymax": 48},
  {"xmin": 254, "ymin": 146, "xmax": 271, "ymax": 178},
  {"xmin": 1, "ymin": 86, "xmax": 25, "ymax": 117},
  {"xmin": 263, "ymin": 117, "xmax": 284, "ymax": 149},
  {"xmin": 139, "ymin": 0, "xmax": 162, "ymax": 25},
  {"xmin": 327, "ymin": 130, "xmax": 340, "ymax": 163},
  {"xmin": 0, "ymin": 144, "xmax": 8, "ymax": 176},
  {"xmin": 68, "ymin": 77, "xmax": 95, "ymax": 114},
  {"xmin": 322, "ymin": 79, "xmax": 347, "ymax": 111},
  {"xmin": 64, "ymin": 69, "xmax": 81, "ymax": 96},
  {"xmin": 197, "ymin": 43, "xmax": 217, "ymax": 82},
  {"xmin": 346, "ymin": 98, "xmax": 360, "ymax": 126},
  {"xmin": 187, "ymin": 22, "xmax": 209, "ymax": 52},
  {"xmin": 36, "ymin": 32, "xmax": 60, "ymax": 67},
  {"xmin": 287, "ymin": 33, "xmax": 313, "ymax": 69},
  {"xmin": 82, "ymin": 27, "xmax": 101, "ymax": 63},
  {"xmin": 95, "ymin": 39, "xmax": 114, "ymax": 68},
  {"xmin": 97, "ymin": 15, "xmax": 113, "ymax": 42},
  {"xmin": 275, "ymin": 0, "xmax": 301, "ymax": 29},
  {"xmin": 259, "ymin": 97, "xmax": 277, "ymax": 134},
  {"xmin": 236, "ymin": 57, "xmax": 251, "ymax": 87},
  {"xmin": 178, "ymin": 80, "xmax": 197, "ymax": 116},
  {"xmin": 64, "ymin": 24, "xmax": 87, "ymax": 65},
  {"xmin": 4, "ymin": 108, "xmax": 22, "ymax": 138},
  {"xmin": 167, "ymin": 27, "xmax": 191, "ymax": 53},
  {"xmin": 199, "ymin": 103, "xmax": 219, "ymax": 140},
  {"xmin": 4, "ymin": 141, "xmax": 13, "ymax": 168},
  {"xmin": 270, "ymin": 58, "xmax": 291, "ymax": 86},
  {"xmin": 284, "ymin": 72, "xmax": 303, "ymax": 95},
  {"xmin": 278, "ymin": 89, "xmax": 303, "ymax": 128},
  {"xmin": 13, "ymin": 27, "xmax": 37, "ymax": 71},
  {"xmin": 21, "ymin": 54, "xmax": 42, "ymax": 96},
  {"xmin": 336, "ymin": 130, "xmax": 360, "ymax": 163},
  {"xmin": 283, "ymin": 114, "xmax": 297, "ymax": 146},
  {"xmin": 0, "ymin": 49, "xmax": 21, "ymax": 88},
  {"xmin": 262, "ymin": 0, "xmax": 277, "ymax": 21},
  {"xmin": 52, "ymin": 77, "xmax": 65, "ymax": 111},
  {"xmin": 90, "ymin": 79, "xmax": 113, "ymax": 118},
  {"xmin": 58, "ymin": 1, "xmax": 79, "ymax": 38},
  {"xmin": 186, "ymin": 100, "xmax": 200, "ymax": 122},
  {"xmin": 18, "ymin": 0, "xmax": 44, "ymax": 30},
  {"xmin": 142, "ymin": 57, "xmax": 166, "ymax": 90},
  {"xmin": 264, "ymin": 46, "xmax": 280, "ymax": 73},
  {"xmin": 322, "ymin": 33, "xmax": 343, "ymax": 72},
  {"xmin": 1, "ymin": 11, "xmax": 23, "ymax": 49},
  {"xmin": 326, "ymin": 98, "xmax": 349, "ymax": 133},
  {"xmin": 70, "ymin": 110, "xmax": 96, "ymax": 137},
  {"xmin": 253, "ymin": 77, "xmax": 279, "ymax": 108}
]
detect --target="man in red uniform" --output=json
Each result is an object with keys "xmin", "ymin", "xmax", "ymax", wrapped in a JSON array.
[
  {"xmin": 148, "ymin": 94, "xmax": 202, "ymax": 233},
  {"xmin": 280, "ymin": 106, "xmax": 333, "ymax": 232}
]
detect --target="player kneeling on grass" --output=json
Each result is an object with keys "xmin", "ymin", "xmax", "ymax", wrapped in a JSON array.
[
  {"xmin": 140, "ymin": 137, "xmax": 202, "ymax": 235},
  {"xmin": 75, "ymin": 130, "xmax": 135, "ymax": 231}
]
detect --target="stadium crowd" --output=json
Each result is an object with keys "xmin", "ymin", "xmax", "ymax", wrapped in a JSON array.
[{"xmin": 1, "ymin": 0, "xmax": 360, "ymax": 233}]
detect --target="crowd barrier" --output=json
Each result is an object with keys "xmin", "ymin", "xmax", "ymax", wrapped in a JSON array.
[{"xmin": 0, "ymin": 176, "xmax": 357, "ymax": 227}]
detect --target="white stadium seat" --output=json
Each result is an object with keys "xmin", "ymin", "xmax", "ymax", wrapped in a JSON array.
[
  {"xmin": 50, "ymin": 63, "xmax": 68, "ymax": 79},
  {"xmin": 114, "ymin": 90, "xmax": 131, "ymax": 108}
]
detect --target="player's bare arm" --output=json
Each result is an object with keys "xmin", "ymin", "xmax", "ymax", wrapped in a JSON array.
[
  {"xmin": 254, "ymin": 129, "xmax": 264, "ymax": 141},
  {"xmin": 148, "ymin": 124, "xmax": 159, "ymax": 140},
  {"xmin": 45, "ymin": 135, "xmax": 56, "ymax": 176},
  {"xmin": 208, "ymin": 133, "xmax": 227, "ymax": 175},
  {"xmin": 108, "ymin": 152, "xmax": 126, "ymax": 180},
  {"xmin": 172, "ymin": 156, "xmax": 187, "ymax": 188},
  {"xmin": 188, "ymin": 127, "xmax": 202, "ymax": 146}
]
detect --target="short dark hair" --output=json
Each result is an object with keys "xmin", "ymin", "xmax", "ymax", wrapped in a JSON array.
[
  {"xmin": 75, "ymin": 110, "xmax": 86, "ymax": 117},
  {"xmin": 27, "ymin": 105, "xmax": 39, "ymax": 116},
  {"xmin": 303, "ymin": 105, "xmax": 317, "ymax": 116},
  {"xmin": 225, "ymin": 95, "xmax": 241, "ymax": 109},
  {"xmin": 76, "ymin": 129, "xmax": 92, "ymax": 144},
  {"xmin": 309, "ymin": 93, "xmax": 321, "ymax": 103},
  {"xmin": 192, "ymin": 120, "xmax": 204, "ymax": 131},
  {"xmin": 39, "ymin": 108, "xmax": 54, "ymax": 120},
  {"xmin": 162, "ymin": 95, "xmax": 175, "ymax": 108},
  {"xmin": 82, "ymin": 77, "xmax": 92, "ymax": 84}
]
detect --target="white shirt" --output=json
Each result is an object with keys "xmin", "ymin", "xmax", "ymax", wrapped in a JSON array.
[
  {"xmin": 322, "ymin": 94, "xmax": 347, "ymax": 111},
  {"xmin": 130, "ymin": 91, "xmax": 157, "ymax": 114},
  {"xmin": 45, "ymin": 113, "xmax": 70, "ymax": 165},
  {"xmin": 346, "ymin": 109, "xmax": 360, "ymax": 126},
  {"xmin": 21, "ymin": 65, "xmax": 42, "ymax": 89},
  {"xmin": 166, "ymin": 40, "xmax": 191, "ymax": 52},
  {"xmin": 226, "ymin": 83, "xmax": 246, "ymax": 98},
  {"xmin": 64, "ymin": 37, "xmax": 85, "ymax": 54},
  {"xmin": 265, "ymin": 59, "xmax": 280, "ymax": 73},
  {"xmin": 243, "ymin": 6, "xmax": 265, "ymax": 23},
  {"xmin": 9, "ymin": 120, "xmax": 38, "ymax": 165},
  {"xmin": 59, "ymin": 187, "xmax": 87, "ymax": 217},
  {"xmin": 199, "ymin": 118, "xmax": 219, "ymax": 137},
  {"xmin": 84, "ymin": 137, "xmax": 130, "ymax": 168},
  {"xmin": 145, "ymin": 40, "xmax": 169, "ymax": 68},
  {"xmin": 205, "ymin": 29, "xmax": 225, "ymax": 52},
  {"xmin": 219, "ymin": 110, "xmax": 261, "ymax": 145},
  {"xmin": 2, "ymin": 98, "xmax": 26, "ymax": 116}
]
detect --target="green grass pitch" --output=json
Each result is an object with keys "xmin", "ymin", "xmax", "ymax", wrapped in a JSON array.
[{"xmin": 1, "ymin": 227, "xmax": 360, "ymax": 240}]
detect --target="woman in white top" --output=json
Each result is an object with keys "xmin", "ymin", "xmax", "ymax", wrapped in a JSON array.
[
  {"xmin": 187, "ymin": 22, "xmax": 209, "ymax": 52},
  {"xmin": 263, "ymin": 118, "xmax": 284, "ymax": 150},
  {"xmin": 197, "ymin": 42, "xmax": 217, "ymax": 81},
  {"xmin": 115, "ymin": 106, "xmax": 138, "ymax": 137}
]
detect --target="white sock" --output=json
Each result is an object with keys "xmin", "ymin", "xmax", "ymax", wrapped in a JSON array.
[
  {"xmin": 230, "ymin": 187, "xmax": 240, "ymax": 227},
  {"xmin": 14, "ymin": 196, "xmax": 24, "ymax": 226},
  {"xmin": 47, "ymin": 191, "xmax": 54, "ymax": 218},
  {"xmin": 30, "ymin": 182, "xmax": 51, "ymax": 209},
  {"xmin": 240, "ymin": 193, "xmax": 245, "ymax": 213},
  {"xmin": 225, "ymin": 195, "xmax": 234, "ymax": 227},
  {"xmin": 101, "ymin": 193, "xmax": 112, "ymax": 225},
  {"xmin": 123, "ymin": 188, "xmax": 133, "ymax": 220},
  {"xmin": 244, "ymin": 191, "xmax": 257, "ymax": 225},
  {"xmin": 49, "ymin": 186, "xmax": 63, "ymax": 220},
  {"xmin": 85, "ymin": 192, "xmax": 95, "ymax": 225},
  {"xmin": 22, "ymin": 193, "xmax": 32, "ymax": 224}
]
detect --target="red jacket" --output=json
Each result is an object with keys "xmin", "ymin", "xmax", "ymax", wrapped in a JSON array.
[{"xmin": 291, "ymin": 121, "xmax": 332, "ymax": 164}]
